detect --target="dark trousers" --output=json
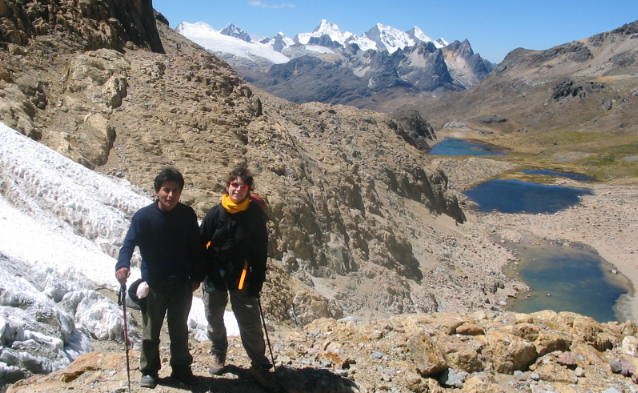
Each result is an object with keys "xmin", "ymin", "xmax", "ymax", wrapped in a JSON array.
[
  {"xmin": 140, "ymin": 280, "xmax": 193, "ymax": 376},
  {"xmin": 203, "ymin": 288, "xmax": 270, "ymax": 368}
]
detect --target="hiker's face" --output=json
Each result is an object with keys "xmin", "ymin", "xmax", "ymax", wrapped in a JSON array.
[
  {"xmin": 156, "ymin": 180, "xmax": 182, "ymax": 211},
  {"xmin": 227, "ymin": 177, "xmax": 249, "ymax": 203}
]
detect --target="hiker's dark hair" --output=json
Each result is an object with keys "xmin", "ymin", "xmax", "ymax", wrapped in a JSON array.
[
  {"xmin": 154, "ymin": 167, "xmax": 185, "ymax": 192},
  {"xmin": 224, "ymin": 165, "xmax": 254, "ymax": 192}
]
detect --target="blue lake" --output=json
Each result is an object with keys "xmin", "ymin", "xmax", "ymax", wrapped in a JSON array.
[
  {"xmin": 507, "ymin": 244, "xmax": 629, "ymax": 322},
  {"xmin": 465, "ymin": 179, "xmax": 593, "ymax": 213},
  {"xmin": 433, "ymin": 138, "xmax": 621, "ymax": 320},
  {"xmin": 429, "ymin": 138, "xmax": 505, "ymax": 156}
]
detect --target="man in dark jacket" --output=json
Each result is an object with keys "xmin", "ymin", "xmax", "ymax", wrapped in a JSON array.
[
  {"xmin": 115, "ymin": 167, "xmax": 204, "ymax": 388},
  {"xmin": 200, "ymin": 165, "xmax": 276, "ymax": 390}
]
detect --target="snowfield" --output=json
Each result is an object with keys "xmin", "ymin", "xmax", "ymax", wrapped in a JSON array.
[{"xmin": 0, "ymin": 123, "xmax": 238, "ymax": 384}]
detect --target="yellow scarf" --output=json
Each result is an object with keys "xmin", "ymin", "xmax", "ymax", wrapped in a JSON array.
[{"xmin": 221, "ymin": 194, "xmax": 250, "ymax": 214}]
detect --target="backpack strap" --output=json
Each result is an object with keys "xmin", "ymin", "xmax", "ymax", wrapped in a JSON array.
[{"xmin": 250, "ymin": 193, "xmax": 269, "ymax": 219}]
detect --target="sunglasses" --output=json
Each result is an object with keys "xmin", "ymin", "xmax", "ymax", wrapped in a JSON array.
[{"xmin": 229, "ymin": 182, "xmax": 248, "ymax": 190}]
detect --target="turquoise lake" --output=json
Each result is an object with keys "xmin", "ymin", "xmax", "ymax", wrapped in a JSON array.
[
  {"xmin": 506, "ymin": 243, "xmax": 629, "ymax": 322},
  {"xmin": 429, "ymin": 138, "xmax": 505, "ymax": 156}
]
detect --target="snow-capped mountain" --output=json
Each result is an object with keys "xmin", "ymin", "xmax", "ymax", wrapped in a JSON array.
[
  {"xmin": 176, "ymin": 21, "xmax": 289, "ymax": 64},
  {"xmin": 365, "ymin": 23, "xmax": 416, "ymax": 54},
  {"xmin": 176, "ymin": 19, "xmax": 493, "ymax": 106},
  {"xmin": 260, "ymin": 32, "xmax": 295, "ymax": 52},
  {"xmin": 183, "ymin": 19, "xmax": 447, "ymax": 58},
  {"xmin": 220, "ymin": 23, "xmax": 252, "ymax": 42},
  {"xmin": 0, "ymin": 123, "xmax": 239, "ymax": 383},
  {"xmin": 407, "ymin": 26, "xmax": 448, "ymax": 48},
  {"xmin": 297, "ymin": 19, "xmax": 354, "ymax": 46}
]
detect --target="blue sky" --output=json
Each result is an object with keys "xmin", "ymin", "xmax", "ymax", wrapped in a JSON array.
[{"xmin": 152, "ymin": 0, "xmax": 638, "ymax": 63}]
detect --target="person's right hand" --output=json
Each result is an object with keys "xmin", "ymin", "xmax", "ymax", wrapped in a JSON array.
[{"xmin": 115, "ymin": 267, "xmax": 130, "ymax": 285}]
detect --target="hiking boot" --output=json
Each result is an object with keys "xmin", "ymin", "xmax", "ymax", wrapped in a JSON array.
[
  {"xmin": 208, "ymin": 353, "xmax": 226, "ymax": 375},
  {"xmin": 170, "ymin": 368, "xmax": 197, "ymax": 386},
  {"xmin": 250, "ymin": 365, "xmax": 279, "ymax": 391},
  {"xmin": 140, "ymin": 374, "xmax": 158, "ymax": 388}
]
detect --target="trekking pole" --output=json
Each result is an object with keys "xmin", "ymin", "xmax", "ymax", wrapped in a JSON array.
[
  {"xmin": 257, "ymin": 297, "xmax": 276, "ymax": 369},
  {"xmin": 118, "ymin": 283, "xmax": 132, "ymax": 393}
]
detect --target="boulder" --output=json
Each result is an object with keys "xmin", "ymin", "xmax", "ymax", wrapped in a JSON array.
[
  {"xmin": 485, "ymin": 330, "xmax": 538, "ymax": 373},
  {"xmin": 408, "ymin": 332, "xmax": 447, "ymax": 377}
]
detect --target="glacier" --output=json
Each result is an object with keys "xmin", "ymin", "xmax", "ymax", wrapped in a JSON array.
[{"xmin": 0, "ymin": 123, "xmax": 238, "ymax": 384}]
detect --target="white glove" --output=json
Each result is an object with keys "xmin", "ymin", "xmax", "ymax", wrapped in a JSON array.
[{"xmin": 136, "ymin": 281, "xmax": 149, "ymax": 299}]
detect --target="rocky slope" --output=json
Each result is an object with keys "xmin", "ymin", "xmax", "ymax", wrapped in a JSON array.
[
  {"xmin": 0, "ymin": 0, "xmax": 517, "ymax": 326},
  {"xmin": 8, "ymin": 310, "xmax": 638, "ymax": 392},
  {"xmin": 388, "ymin": 20, "xmax": 638, "ymax": 123}
]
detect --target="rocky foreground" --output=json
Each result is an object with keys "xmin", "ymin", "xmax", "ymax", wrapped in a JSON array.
[{"xmin": 8, "ymin": 310, "xmax": 638, "ymax": 393}]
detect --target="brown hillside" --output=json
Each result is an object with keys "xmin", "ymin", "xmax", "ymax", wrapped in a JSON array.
[{"xmin": 0, "ymin": 0, "xmax": 512, "ymax": 323}]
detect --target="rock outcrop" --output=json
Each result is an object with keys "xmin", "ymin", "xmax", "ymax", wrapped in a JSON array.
[{"xmin": 0, "ymin": 0, "xmax": 163, "ymax": 52}]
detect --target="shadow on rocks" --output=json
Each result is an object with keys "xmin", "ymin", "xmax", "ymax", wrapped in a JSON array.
[
  {"xmin": 274, "ymin": 365, "xmax": 359, "ymax": 393},
  {"xmin": 157, "ymin": 365, "xmax": 359, "ymax": 393}
]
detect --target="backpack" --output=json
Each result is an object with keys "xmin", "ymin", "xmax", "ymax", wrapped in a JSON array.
[{"xmin": 249, "ymin": 193, "xmax": 269, "ymax": 219}]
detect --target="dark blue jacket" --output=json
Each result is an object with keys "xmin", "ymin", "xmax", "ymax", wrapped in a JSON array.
[{"xmin": 116, "ymin": 202, "xmax": 204, "ymax": 286}]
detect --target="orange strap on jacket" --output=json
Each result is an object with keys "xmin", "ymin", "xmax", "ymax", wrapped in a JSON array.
[{"xmin": 237, "ymin": 261, "xmax": 248, "ymax": 290}]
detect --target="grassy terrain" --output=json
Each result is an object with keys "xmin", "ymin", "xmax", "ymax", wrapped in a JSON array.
[
  {"xmin": 505, "ymin": 131, "xmax": 638, "ymax": 183},
  {"xmin": 437, "ymin": 125, "xmax": 638, "ymax": 185}
]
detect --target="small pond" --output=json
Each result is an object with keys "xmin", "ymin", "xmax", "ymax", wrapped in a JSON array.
[
  {"xmin": 465, "ymin": 179, "xmax": 593, "ymax": 214},
  {"xmin": 506, "ymin": 242, "xmax": 630, "ymax": 322},
  {"xmin": 429, "ymin": 138, "xmax": 506, "ymax": 156}
]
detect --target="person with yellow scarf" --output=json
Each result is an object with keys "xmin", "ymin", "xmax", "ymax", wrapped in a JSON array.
[{"xmin": 199, "ymin": 165, "xmax": 276, "ymax": 390}]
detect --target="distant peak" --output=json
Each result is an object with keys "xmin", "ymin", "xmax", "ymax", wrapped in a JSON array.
[
  {"xmin": 365, "ymin": 23, "xmax": 415, "ymax": 54},
  {"xmin": 296, "ymin": 19, "xmax": 352, "ymax": 46},
  {"xmin": 407, "ymin": 26, "xmax": 432, "ymax": 43},
  {"xmin": 220, "ymin": 23, "xmax": 251, "ymax": 42},
  {"xmin": 175, "ymin": 21, "xmax": 217, "ymax": 36},
  {"xmin": 317, "ymin": 18, "xmax": 333, "ymax": 27},
  {"xmin": 435, "ymin": 38, "xmax": 449, "ymax": 47},
  {"xmin": 314, "ymin": 19, "xmax": 342, "ymax": 34}
]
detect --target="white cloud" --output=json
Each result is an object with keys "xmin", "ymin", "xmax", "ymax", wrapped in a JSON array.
[{"xmin": 248, "ymin": 0, "xmax": 295, "ymax": 9}]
